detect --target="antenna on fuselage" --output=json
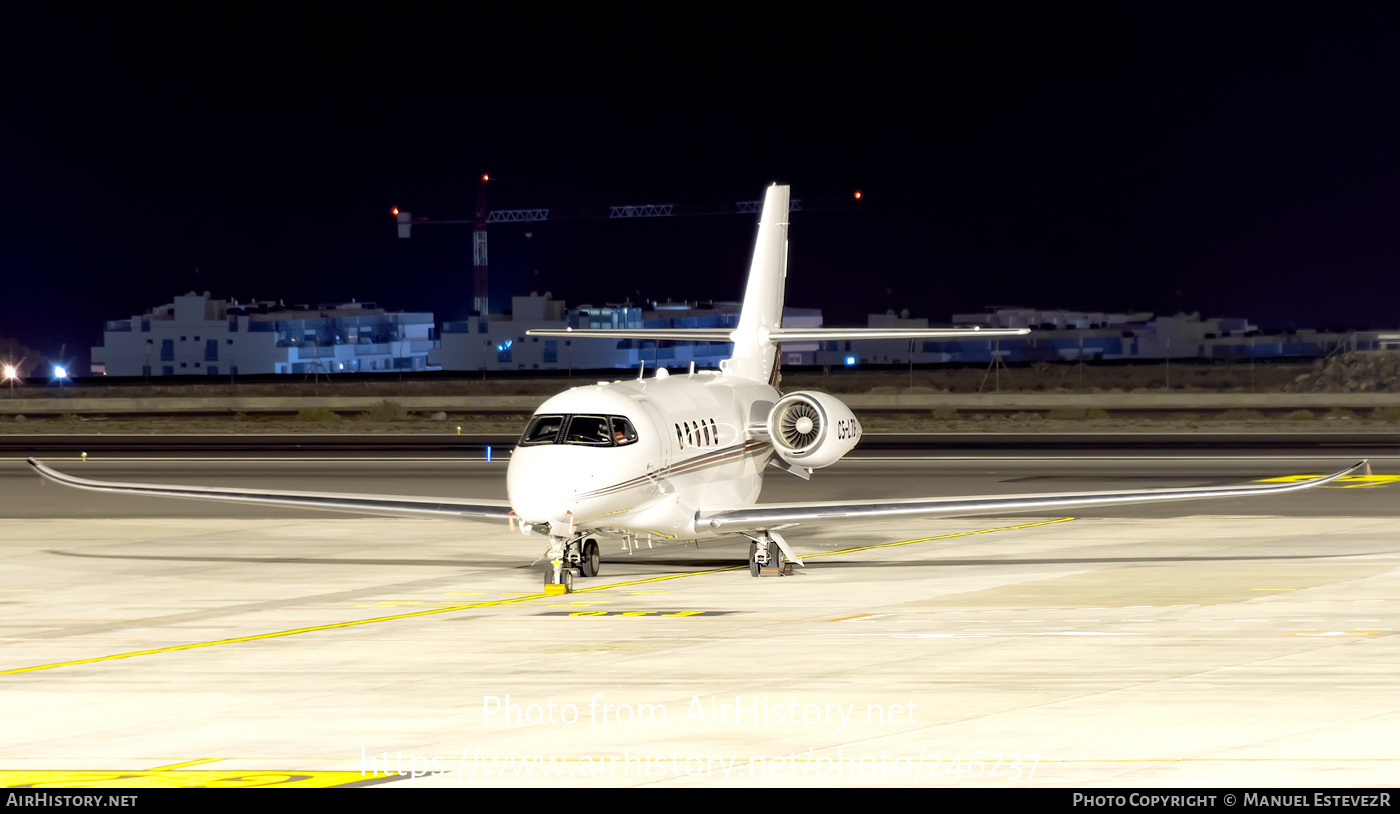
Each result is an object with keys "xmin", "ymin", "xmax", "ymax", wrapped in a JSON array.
[
  {"xmin": 638, "ymin": 360, "xmax": 645, "ymax": 381},
  {"xmin": 689, "ymin": 361, "xmax": 695, "ymax": 376}
]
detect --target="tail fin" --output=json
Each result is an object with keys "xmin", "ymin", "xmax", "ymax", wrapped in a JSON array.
[
  {"xmin": 523, "ymin": 182, "xmax": 1028, "ymax": 371},
  {"xmin": 725, "ymin": 183, "xmax": 790, "ymax": 382}
]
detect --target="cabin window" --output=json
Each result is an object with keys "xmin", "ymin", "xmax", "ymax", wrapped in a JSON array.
[
  {"xmin": 709, "ymin": 418, "xmax": 719, "ymax": 445},
  {"xmin": 701, "ymin": 421, "xmax": 711, "ymax": 446}
]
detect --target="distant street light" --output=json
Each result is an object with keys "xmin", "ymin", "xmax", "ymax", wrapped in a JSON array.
[{"xmin": 3, "ymin": 365, "xmax": 16, "ymax": 398}]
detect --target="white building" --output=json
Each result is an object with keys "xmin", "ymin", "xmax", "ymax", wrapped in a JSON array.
[
  {"xmin": 92, "ymin": 292, "xmax": 439, "ymax": 376},
  {"xmin": 431, "ymin": 294, "xmax": 823, "ymax": 371},
  {"xmin": 951, "ymin": 306, "xmax": 1156, "ymax": 330},
  {"xmin": 814, "ymin": 306, "xmax": 1276, "ymax": 365}
]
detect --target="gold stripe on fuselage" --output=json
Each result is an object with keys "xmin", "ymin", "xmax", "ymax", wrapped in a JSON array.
[{"xmin": 573, "ymin": 441, "xmax": 770, "ymax": 500}]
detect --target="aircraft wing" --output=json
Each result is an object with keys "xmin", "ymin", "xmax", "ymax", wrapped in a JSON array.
[
  {"xmin": 697, "ymin": 461, "xmax": 1368, "ymax": 531},
  {"xmin": 27, "ymin": 458, "xmax": 513, "ymax": 521}
]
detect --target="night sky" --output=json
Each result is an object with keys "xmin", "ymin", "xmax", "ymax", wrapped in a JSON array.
[{"xmin": 4, "ymin": 6, "xmax": 1400, "ymax": 374}]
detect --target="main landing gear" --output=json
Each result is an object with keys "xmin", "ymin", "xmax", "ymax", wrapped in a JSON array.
[
  {"xmin": 747, "ymin": 534, "xmax": 794, "ymax": 577},
  {"xmin": 580, "ymin": 538, "xmax": 601, "ymax": 578},
  {"xmin": 544, "ymin": 535, "xmax": 602, "ymax": 594}
]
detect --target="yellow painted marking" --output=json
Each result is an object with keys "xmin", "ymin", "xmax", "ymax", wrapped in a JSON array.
[
  {"xmin": 0, "ymin": 770, "xmax": 371, "ymax": 788},
  {"xmin": 558, "ymin": 610, "xmax": 713, "ymax": 617},
  {"xmin": 804, "ymin": 517, "xmax": 1076, "ymax": 560},
  {"xmin": 2, "ymin": 593, "xmax": 568, "ymax": 675},
  {"xmin": 569, "ymin": 568, "xmax": 741, "ymax": 592},
  {"xmin": 10, "ymin": 756, "xmax": 1390, "ymax": 785},
  {"xmin": 827, "ymin": 613, "xmax": 875, "ymax": 622},
  {"xmin": 147, "ymin": 758, "xmax": 223, "ymax": 771},
  {"xmin": 564, "ymin": 518, "xmax": 1075, "ymax": 595},
  {"xmin": 1289, "ymin": 631, "xmax": 1381, "ymax": 637},
  {"xmin": 1256, "ymin": 474, "xmax": 1399, "ymax": 489},
  {"xmin": 0, "ymin": 518, "xmax": 1071, "ymax": 676}
]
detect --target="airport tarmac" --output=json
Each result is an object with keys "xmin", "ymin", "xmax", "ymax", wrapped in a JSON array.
[{"xmin": 0, "ymin": 447, "xmax": 1397, "ymax": 787}]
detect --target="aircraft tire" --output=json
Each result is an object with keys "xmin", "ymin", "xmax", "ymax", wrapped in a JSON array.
[
  {"xmin": 545, "ymin": 566, "xmax": 574, "ymax": 592},
  {"xmin": 581, "ymin": 539, "xmax": 600, "ymax": 578}
]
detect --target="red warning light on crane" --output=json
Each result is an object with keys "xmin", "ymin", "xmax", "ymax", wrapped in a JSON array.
[
  {"xmin": 391, "ymin": 207, "xmax": 399, "ymax": 216},
  {"xmin": 482, "ymin": 174, "xmax": 490, "ymax": 182},
  {"xmin": 854, "ymin": 190, "xmax": 863, "ymax": 200}
]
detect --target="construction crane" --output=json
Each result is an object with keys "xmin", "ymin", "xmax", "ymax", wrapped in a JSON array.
[{"xmin": 393, "ymin": 175, "xmax": 864, "ymax": 316}]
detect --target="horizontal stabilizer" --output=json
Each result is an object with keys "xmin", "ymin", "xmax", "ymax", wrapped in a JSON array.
[
  {"xmin": 525, "ymin": 328, "xmax": 734, "ymax": 341},
  {"xmin": 769, "ymin": 327, "xmax": 1029, "ymax": 341},
  {"xmin": 524, "ymin": 327, "xmax": 1029, "ymax": 342}
]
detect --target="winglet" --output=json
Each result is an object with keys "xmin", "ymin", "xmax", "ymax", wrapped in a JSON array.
[{"xmin": 1298, "ymin": 460, "xmax": 1368, "ymax": 488}]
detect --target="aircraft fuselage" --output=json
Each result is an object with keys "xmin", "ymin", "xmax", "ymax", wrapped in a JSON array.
[{"xmin": 506, "ymin": 371, "xmax": 778, "ymax": 540}]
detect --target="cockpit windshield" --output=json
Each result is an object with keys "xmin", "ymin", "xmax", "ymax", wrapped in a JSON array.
[
  {"xmin": 565, "ymin": 415, "xmax": 612, "ymax": 446},
  {"xmin": 518, "ymin": 414, "xmax": 639, "ymax": 447},
  {"xmin": 521, "ymin": 415, "xmax": 566, "ymax": 445}
]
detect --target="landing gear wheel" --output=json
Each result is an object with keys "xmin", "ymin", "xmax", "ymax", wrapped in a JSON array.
[
  {"xmin": 545, "ymin": 565, "xmax": 574, "ymax": 592},
  {"xmin": 748, "ymin": 541, "xmax": 760, "ymax": 577},
  {"xmin": 580, "ymin": 539, "xmax": 601, "ymax": 578},
  {"xmin": 768, "ymin": 540, "xmax": 785, "ymax": 576}
]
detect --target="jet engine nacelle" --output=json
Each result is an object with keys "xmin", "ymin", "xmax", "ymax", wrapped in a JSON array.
[{"xmin": 766, "ymin": 391, "xmax": 862, "ymax": 469}]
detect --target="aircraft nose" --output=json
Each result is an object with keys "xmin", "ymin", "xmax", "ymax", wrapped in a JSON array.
[{"xmin": 506, "ymin": 455, "xmax": 571, "ymax": 526}]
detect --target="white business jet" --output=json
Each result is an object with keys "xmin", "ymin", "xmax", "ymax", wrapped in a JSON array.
[{"xmin": 29, "ymin": 184, "xmax": 1364, "ymax": 592}]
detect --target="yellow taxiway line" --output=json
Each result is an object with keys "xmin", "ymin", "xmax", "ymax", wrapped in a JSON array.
[{"xmin": 0, "ymin": 518, "xmax": 1073, "ymax": 676}]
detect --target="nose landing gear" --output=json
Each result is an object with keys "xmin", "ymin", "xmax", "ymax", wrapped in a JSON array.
[
  {"xmin": 544, "ymin": 535, "xmax": 602, "ymax": 593},
  {"xmin": 544, "ymin": 535, "xmax": 572, "ymax": 594}
]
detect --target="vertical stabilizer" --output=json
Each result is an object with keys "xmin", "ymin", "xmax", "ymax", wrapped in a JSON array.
[{"xmin": 726, "ymin": 183, "xmax": 789, "ymax": 382}]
